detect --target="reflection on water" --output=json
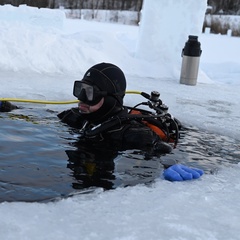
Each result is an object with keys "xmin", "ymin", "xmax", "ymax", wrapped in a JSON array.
[
  {"xmin": 67, "ymin": 147, "xmax": 162, "ymax": 192},
  {"xmin": 169, "ymin": 126, "xmax": 240, "ymax": 173},
  {"xmin": 0, "ymin": 110, "xmax": 239, "ymax": 202}
]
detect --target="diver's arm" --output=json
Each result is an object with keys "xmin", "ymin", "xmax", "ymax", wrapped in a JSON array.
[
  {"xmin": 0, "ymin": 101, "xmax": 18, "ymax": 112},
  {"xmin": 58, "ymin": 108, "xmax": 86, "ymax": 129},
  {"xmin": 121, "ymin": 121, "xmax": 204, "ymax": 181},
  {"xmin": 120, "ymin": 121, "xmax": 172, "ymax": 153}
]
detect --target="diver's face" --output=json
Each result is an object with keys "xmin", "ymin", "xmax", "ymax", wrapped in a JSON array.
[{"xmin": 78, "ymin": 97, "xmax": 104, "ymax": 114}]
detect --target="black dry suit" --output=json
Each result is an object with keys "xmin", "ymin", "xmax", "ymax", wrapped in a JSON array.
[{"xmin": 58, "ymin": 62, "xmax": 179, "ymax": 154}]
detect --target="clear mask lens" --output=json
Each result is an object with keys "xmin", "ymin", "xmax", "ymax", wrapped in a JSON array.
[
  {"xmin": 73, "ymin": 81, "xmax": 106, "ymax": 106},
  {"xmin": 73, "ymin": 81, "xmax": 95, "ymax": 101}
]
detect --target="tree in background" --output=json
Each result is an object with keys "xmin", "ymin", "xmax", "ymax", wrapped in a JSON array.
[
  {"xmin": 208, "ymin": 0, "xmax": 240, "ymax": 14},
  {"xmin": 1, "ymin": 0, "xmax": 240, "ymax": 15},
  {"xmin": 0, "ymin": 0, "xmax": 49, "ymax": 7},
  {"xmin": 0, "ymin": 0, "xmax": 143, "ymax": 11}
]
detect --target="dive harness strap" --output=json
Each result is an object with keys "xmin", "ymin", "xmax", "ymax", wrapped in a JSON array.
[{"xmin": 84, "ymin": 112, "xmax": 179, "ymax": 147}]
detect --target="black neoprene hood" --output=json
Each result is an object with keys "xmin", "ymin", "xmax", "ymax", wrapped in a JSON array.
[
  {"xmin": 81, "ymin": 62, "xmax": 127, "ymax": 102},
  {"xmin": 78, "ymin": 62, "xmax": 127, "ymax": 123}
]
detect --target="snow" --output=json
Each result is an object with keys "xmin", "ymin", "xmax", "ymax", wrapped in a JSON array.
[{"xmin": 0, "ymin": 3, "xmax": 240, "ymax": 240}]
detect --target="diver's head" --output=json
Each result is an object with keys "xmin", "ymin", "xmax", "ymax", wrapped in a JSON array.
[{"xmin": 73, "ymin": 62, "xmax": 127, "ymax": 122}]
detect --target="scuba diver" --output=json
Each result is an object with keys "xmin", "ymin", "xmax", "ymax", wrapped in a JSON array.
[
  {"xmin": 0, "ymin": 62, "xmax": 203, "ymax": 182},
  {"xmin": 58, "ymin": 62, "xmax": 203, "ymax": 181}
]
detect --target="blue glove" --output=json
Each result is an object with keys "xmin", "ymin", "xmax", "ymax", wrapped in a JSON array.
[{"xmin": 163, "ymin": 164, "xmax": 204, "ymax": 181}]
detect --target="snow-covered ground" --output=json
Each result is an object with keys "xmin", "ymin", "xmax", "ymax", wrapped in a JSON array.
[{"xmin": 0, "ymin": 2, "xmax": 240, "ymax": 240}]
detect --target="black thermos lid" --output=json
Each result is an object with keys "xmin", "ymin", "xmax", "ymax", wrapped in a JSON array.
[{"xmin": 183, "ymin": 35, "xmax": 202, "ymax": 57}]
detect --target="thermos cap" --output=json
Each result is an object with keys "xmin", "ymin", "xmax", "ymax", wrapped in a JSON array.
[{"xmin": 183, "ymin": 35, "xmax": 202, "ymax": 57}]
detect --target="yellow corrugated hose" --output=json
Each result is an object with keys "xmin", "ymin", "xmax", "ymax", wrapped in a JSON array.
[{"xmin": 0, "ymin": 90, "xmax": 142, "ymax": 105}]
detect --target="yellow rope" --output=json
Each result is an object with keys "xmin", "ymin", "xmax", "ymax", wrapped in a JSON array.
[
  {"xmin": 0, "ymin": 98, "xmax": 78, "ymax": 104},
  {"xmin": 125, "ymin": 90, "xmax": 141, "ymax": 95},
  {"xmin": 0, "ymin": 90, "xmax": 142, "ymax": 105}
]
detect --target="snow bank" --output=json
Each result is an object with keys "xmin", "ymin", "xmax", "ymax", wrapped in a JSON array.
[
  {"xmin": 0, "ymin": 4, "xmax": 208, "ymax": 81},
  {"xmin": 0, "ymin": 5, "xmax": 69, "ymax": 73},
  {"xmin": 0, "ymin": 4, "xmax": 65, "ymax": 29}
]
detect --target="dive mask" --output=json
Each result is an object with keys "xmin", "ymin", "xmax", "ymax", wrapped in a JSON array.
[{"xmin": 73, "ymin": 81, "xmax": 107, "ymax": 105}]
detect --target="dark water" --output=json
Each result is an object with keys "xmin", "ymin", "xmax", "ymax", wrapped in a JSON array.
[
  {"xmin": 161, "ymin": 126, "xmax": 240, "ymax": 174},
  {"xmin": 0, "ymin": 109, "xmax": 239, "ymax": 202}
]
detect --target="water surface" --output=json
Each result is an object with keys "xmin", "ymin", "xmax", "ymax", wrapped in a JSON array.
[{"xmin": 0, "ymin": 108, "xmax": 239, "ymax": 202}]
